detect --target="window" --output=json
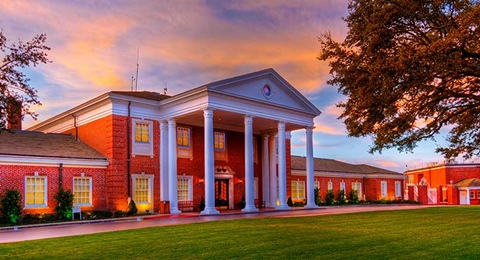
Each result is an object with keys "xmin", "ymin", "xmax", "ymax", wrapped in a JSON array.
[
  {"xmin": 177, "ymin": 127, "xmax": 190, "ymax": 148},
  {"xmin": 214, "ymin": 132, "xmax": 225, "ymax": 151},
  {"xmin": 340, "ymin": 181, "xmax": 346, "ymax": 192},
  {"xmin": 178, "ymin": 176, "xmax": 193, "ymax": 201},
  {"xmin": 132, "ymin": 174, "xmax": 154, "ymax": 205},
  {"xmin": 135, "ymin": 123, "xmax": 149, "ymax": 143},
  {"xmin": 291, "ymin": 180, "xmax": 305, "ymax": 200},
  {"xmin": 73, "ymin": 177, "xmax": 92, "ymax": 206},
  {"xmin": 315, "ymin": 181, "xmax": 320, "ymax": 190},
  {"xmin": 477, "ymin": 191, "xmax": 480, "ymax": 199},
  {"xmin": 395, "ymin": 181, "xmax": 402, "ymax": 197},
  {"xmin": 132, "ymin": 119, "xmax": 153, "ymax": 156},
  {"xmin": 25, "ymin": 176, "xmax": 47, "ymax": 208},
  {"xmin": 328, "ymin": 180, "xmax": 333, "ymax": 191},
  {"xmin": 381, "ymin": 181, "xmax": 388, "ymax": 198},
  {"xmin": 352, "ymin": 182, "xmax": 362, "ymax": 198},
  {"xmin": 470, "ymin": 191, "xmax": 476, "ymax": 199}
]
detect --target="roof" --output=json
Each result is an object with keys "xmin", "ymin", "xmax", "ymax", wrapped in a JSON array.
[
  {"xmin": 110, "ymin": 91, "xmax": 171, "ymax": 101},
  {"xmin": 291, "ymin": 155, "xmax": 401, "ymax": 175},
  {"xmin": 455, "ymin": 178, "xmax": 480, "ymax": 187},
  {"xmin": 0, "ymin": 130, "xmax": 107, "ymax": 160}
]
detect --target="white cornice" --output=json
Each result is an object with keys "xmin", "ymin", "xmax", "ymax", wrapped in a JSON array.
[{"xmin": 0, "ymin": 155, "xmax": 109, "ymax": 168}]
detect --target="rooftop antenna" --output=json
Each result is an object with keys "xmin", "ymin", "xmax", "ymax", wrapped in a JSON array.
[
  {"xmin": 131, "ymin": 76, "xmax": 135, "ymax": 91},
  {"xmin": 163, "ymin": 82, "xmax": 167, "ymax": 95},
  {"xmin": 135, "ymin": 47, "xmax": 140, "ymax": 92}
]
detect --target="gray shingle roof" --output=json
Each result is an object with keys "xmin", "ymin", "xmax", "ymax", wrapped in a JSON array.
[
  {"xmin": 0, "ymin": 130, "xmax": 107, "ymax": 160},
  {"xmin": 291, "ymin": 155, "xmax": 401, "ymax": 175},
  {"xmin": 110, "ymin": 91, "xmax": 171, "ymax": 101}
]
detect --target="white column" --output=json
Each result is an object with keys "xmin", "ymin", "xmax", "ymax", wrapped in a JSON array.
[
  {"xmin": 304, "ymin": 126, "xmax": 318, "ymax": 208},
  {"xmin": 242, "ymin": 115, "xmax": 259, "ymax": 212},
  {"xmin": 276, "ymin": 122, "xmax": 290, "ymax": 210},
  {"xmin": 160, "ymin": 121, "xmax": 169, "ymax": 201},
  {"xmin": 262, "ymin": 134, "xmax": 270, "ymax": 207},
  {"xmin": 168, "ymin": 119, "xmax": 181, "ymax": 214},
  {"xmin": 201, "ymin": 109, "xmax": 220, "ymax": 215},
  {"xmin": 269, "ymin": 135, "xmax": 277, "ymax": 207}
]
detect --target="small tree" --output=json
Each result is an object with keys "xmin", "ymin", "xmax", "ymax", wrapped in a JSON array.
[
  {"xmin": 127, "ymin": 199, "xmax": 138, "ymax": 216},
  {"xmin": 349, "ymin": 189, "xmax": 360, "ymax": 204},
  {"xmin": 337, "ymin": 190, "xmax": 346, "ymax": 205},
  {"xmin": 54, "ymin": 188, "xmax": 74, "ymax": 221},
  {"xmin": 0, "ymin": 189, "xmax": 22, "ymax": 225},
  {"xmin": 325, "ymin": 190, "xmax": 335, "ymax": 206}
]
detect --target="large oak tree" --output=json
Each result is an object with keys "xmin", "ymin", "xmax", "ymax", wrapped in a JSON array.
[
  {"xmin": 318, "ymin": 0, "xmax": 480, "ymax": 159},
  {"xmin": 0, "ymin": 31, "xmax": 50, "ymax": 131}
]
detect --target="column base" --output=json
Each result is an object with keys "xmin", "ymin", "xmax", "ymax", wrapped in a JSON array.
[
  {"xmin": 304, "ymin": 203, "xmax": 319, "ymax": 209},
  {"xmin": 200, "ymin": 207, "xmax": 220, "ymax": 215},
  {"xmin": 170, "ymin": 208, "xmax": 182, "ymax": 214},
  {"xmin": 241, "ymin": 205, "xmax": 259, "ymax": 213},
  {"xmin": 275, "ymin": 204, "xmax": 291, "ymax": 210}
]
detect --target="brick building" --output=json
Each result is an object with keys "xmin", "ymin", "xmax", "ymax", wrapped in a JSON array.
[
  {"xmin": 405, "ymin": 161, "xmax": 480, "ymax": 205},
  {"xmin": 1, "ymin": 68, "xmax": 403, "ymax": 215},
  {"xmin": 290, "ymin": 156, "xmax": 404, "ymax": 202}
]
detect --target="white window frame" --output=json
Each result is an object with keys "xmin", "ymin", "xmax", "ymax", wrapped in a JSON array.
[
  {"xmin": 177, "ymin": 126, "xmax": 193, "ymax": 159},
  {"xmin": 132, "ymin": 119, "xmax": 154, "ymax": 157},
  {"xmin": 73, "ymin": 177, "xmax": 92, "ymax": 207},
  {"xmin": 381, "ymin": 180, "xmax": 388, "ymax": 198},
  {"xmin": 395, "ymin": 181, "xmax": 402, "ymax": 197},
  {"xmin": 177, "ymin": 176, "xmax": 193, "ymax": 201},
  {"xmin": 352, "ymin": 181, "xmax": 362, "ymax": 198},
  {"xmin": 340, "ymin": 181, "xmax": 346, "ymax": 192},
  {"xmin": 291, "ymin": 180, "xmax": 305, "ymax": 200},
  {"xmin": 328, "ymin": 180, "xmax": 333, "ymax": 191},
  {"xmin": 25, "ymin": 175, "xmax": 48, "ymax": 208},
  {"xmin": 132, "ymin": 174, "xmax": 154, "ymax": 204},
  {"xmin": 314, "ymin": 181, "xmax": 320, "ymax": 190}
]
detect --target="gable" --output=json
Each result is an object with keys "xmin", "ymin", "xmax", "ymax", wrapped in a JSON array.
[{"xmin": 207, "ymin": 68, "xmax": 320, "ymax": 115}]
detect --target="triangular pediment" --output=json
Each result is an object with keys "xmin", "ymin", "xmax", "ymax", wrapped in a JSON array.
[{"xmin": 207, "ymin": 68, "xmax": 320, "ymax": 115}]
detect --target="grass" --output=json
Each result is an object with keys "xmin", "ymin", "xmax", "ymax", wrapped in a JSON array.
[{"xmin": 1, "ymin": 206, "xmax": 480, "ymax": 259}]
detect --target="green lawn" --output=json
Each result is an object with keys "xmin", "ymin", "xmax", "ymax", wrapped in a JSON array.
[{"xmin": 1, "ymin": 206, "xmax": 479, "ymax": 259}]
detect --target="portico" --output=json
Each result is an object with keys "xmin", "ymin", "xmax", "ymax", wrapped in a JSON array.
[{"xmin": 158, "ymin": 69, "xmax": 321, "ymax": 214}]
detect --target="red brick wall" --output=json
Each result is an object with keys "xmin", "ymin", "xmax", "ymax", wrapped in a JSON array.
[
  {"xmin": 0, "ymin": 164, "xmax": 106, "ymax": 214},
  {"xmin": 447, "ymin": 167, "xmax": 480, "ymax": 184}
]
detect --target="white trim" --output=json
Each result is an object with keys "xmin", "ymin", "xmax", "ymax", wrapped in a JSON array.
[
  {"xmin": 381, "ymin": 180, "xmax": 388, "ymax": 198},
  {"xmin": 0, "ymin": 155, "xmax": 108, "ymax": 168},
  {"xmin": 132, "ymin": 173, "xmax": 155, "ymax": 205},
  {"xmin": 395, "ymin": 181, "xmax": 402, "ymax": 197},
  {"xmin": 73, "ymin": 177, "xmax": 93, "ymax": 207},
  {"xmin": 177, "ymin": 175, "xmax": 193, "ymax": 201},
  {"xmin": 132, "ymin": 119, "xmax": 154, "ymax": 157}
]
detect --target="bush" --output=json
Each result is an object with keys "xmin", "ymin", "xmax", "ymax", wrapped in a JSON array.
[
  {"xmin": 199, "ymin": 196, "xmax": 205, "ymax": 211},
  {"xmin": 0, "ymin": 189, "xmax": 22, "ymax": 225},
  {"xmin": 114, "ymin": 210, "xmax": 126, "ymax": 218},
  {"xmin": 127, "ymin": 200, "xmax": 138, "ymax": 216},
  {"xmin": 325, "ymin": 190, "xmax": 335, "ymax": 206},
  {"xmin": 314, "ymin": 187, "xmax": 322, "ymax": 206},
  {"xmin": 54, "ymin": 188, "xmax": 74, "ymax": 220},
  {"xmin": 287, "ymin": 197, "xmax": 293, "ymax": 207},
  {"xmin": 84, "ymin": 210, "xmax": 113, "ymax": 220},
  {"xmin": 349, "ymin": 189, "xmax": 359, "ymax": 204},
  {"xmin": 337, "ymin": 190, "xmax": 346, "ymax": 205}
]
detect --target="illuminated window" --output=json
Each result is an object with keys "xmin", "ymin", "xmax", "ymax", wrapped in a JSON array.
[
  {"xmin": 315, "ymin": 181, "xmax": 320, "ymax": 190},
  {"xmin": 25, "ymin": 176, "xmax": 47, "ymax": 208},
  {"xmin": 352, "ymin": 182, "xmax": 362, "ymax": 198},
  {"xmin": 132, "ymin": 174, "xmax": 153, "ymax": 205},
  {"xmin": 381, "ymin": 181, "xmax": 388, "ymax": 198},
  {"xmin": 178, "ymin": 176, "xmax": 193, "ymax": 201},
  {"xmin": 214, "ymin": 132, "xmax": 225, "ymax": 151},
  {"xmin": 395, "ymin": 181, "xmax": 402, "ymax": 197},
  {"xmin": 328, "ymin": 180, "xmax": 333, "ymax": 191},
  {"xmin": 177, "ymin": 127, "xmax": 190, "ymax": 148},
  {"xmin": 73, "ymin": 177, "xmax": 92, "ymax": 206},
  {"xmin": 470, "ymin": 191, "xmax": 476, "ymax": 199},
  {"xmin": 340, "ymin": 181, "xmax": 346, "ymax": 192},
  {"xmin": 135, "ymin": 123, "xmax": 149, "ymax": 143},
  {"xmin": 291, "ymin": 180, "xmax": 305, "ymax": 200}
]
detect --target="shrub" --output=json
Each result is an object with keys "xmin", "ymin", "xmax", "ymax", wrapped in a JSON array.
[
  {"xmin": 127, "ymin": 200, "xmax": 138, "ymax": 216},
  {"xmin": 337, "ymin": 190, "xmax": 346, "ymax": 205},
  {"xmin": 287, "ymin": 197, "xmax": 293, "ymax": 207},
  {"xmin": 314, "ymin": 187, "xmax": 322, "ymax": 206},
  {"xmin": 54, "ymin": 188, "xmax": 74, "ymax": 221},
  {"xmin": 114, "ymin": 210, "xmax": 126, "ymax": 218},
  {"xmin": 199, "ymin": 196, "xmax": 205, "ymax": 211},
  {"xmin": 325, "ymin": 190, "xmax": 335, "ymax": 206},
  {"xmin": 0, "ymin": 189, "xmax": 22, "ymax": 225},
  {"xmin": 349, "ymin": 189, "xmax": 359, "ymax": 204}
]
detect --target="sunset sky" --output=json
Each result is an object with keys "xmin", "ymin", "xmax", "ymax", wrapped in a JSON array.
[{"xmin": 0, "ymin": 0, "xmax": 451, "ymax": 172}]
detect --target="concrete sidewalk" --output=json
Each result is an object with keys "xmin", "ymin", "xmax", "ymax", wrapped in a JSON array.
[{"xmin": 0, "ymin": 204, "xmax": 437, "ymax": 244}]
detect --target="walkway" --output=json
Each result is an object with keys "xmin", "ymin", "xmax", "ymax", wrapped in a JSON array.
[{"xmin": 0, "ymin": 205, "xmax": 438, "ymax": 243}]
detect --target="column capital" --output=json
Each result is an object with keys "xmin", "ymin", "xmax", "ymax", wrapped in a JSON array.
[
  {"xmin": 305, "ymin": 126, "xmax": 314, "ymax": 133},
  {"xmin": 203, "ymin": 109, "xmax": 214, "ymax": 118},
  {"xmin": 244, "ymin": 115, "xmax": 253, "ymax": 124},
  {"xmin": 278, "ymin": 121, "xmax": 286, "ymax": 130}
]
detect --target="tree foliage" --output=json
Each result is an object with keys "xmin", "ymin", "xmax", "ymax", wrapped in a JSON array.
[
  {"xmin": 318, "ymin": 0, "xmax": 480, "ymax": 159},
  {"xmin": 0, "ymin": 31, "xmax": 50, "ymax": 131}
]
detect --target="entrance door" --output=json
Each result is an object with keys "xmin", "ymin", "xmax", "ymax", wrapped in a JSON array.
[
  {"xmin": 459, "ymin": 190, "xmax": 469, "ymax": 205},
  {"xmin": 215, "ymin": 179, "xmax": 229, "ymax": 209}
]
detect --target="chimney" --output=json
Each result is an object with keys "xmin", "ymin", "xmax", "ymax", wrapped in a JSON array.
[{"xmin": 7, "ymin": 99, "xmax": 22, "ymax": 130}]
